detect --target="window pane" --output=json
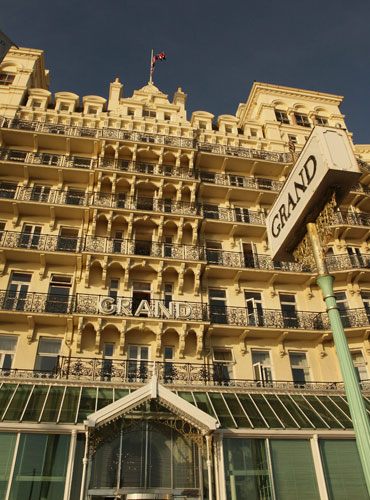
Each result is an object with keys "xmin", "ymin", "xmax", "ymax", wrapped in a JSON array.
[
  {"xmin": 40, "ymin": 386, "xmax": 65, "ymax": 422},
  {"xmin": 0, "ymin": 433, "xmax": 17, "ymax": 498},
  {"xmin": 70, "ymin": 434, "xmax": 85, "ymax": 500},
  {"xmin": 22, "ymin": 385, "xmax": 49, "ymax": 421},
  {"xmin": 0, "ymin": 335, "xmax": 17, "ymax": 351},
  {"xmin": 250, "ymin": 394, "xmax": 283, "ymax": 428},
  {"xmin": 77, "ymin": 387, "xmax": 97, "ymax": 423},
  {"xmin": 270, "ymin": 439, "xmax": 320, "ymax": 499},
  {"xmin": 38, "ymin": 338, "xmax": 61, "ymax": 354},
  {"xmin": 223, "ymin": 438, "xmax": 273, "ymax": 499},
  {"xmin": 0, "ymin": 384, "xmax": 17, "ymax": 418},
  {"xmin": 237, "ymin": 394, "xmax": 268, "ymax": 428},
  {"xmin": 59, "ymin": 387, "xmax": 80, "ymax": 423},
  {"xmin": 319, "ymin": 439, "xmax": 369, "ymax": 499},
  {"xmin": 9, "ymin": 434, "xmax": 70, "ymax": 500},
  {"xmin": 3, "ymin": 385, "xmax": 32, "ymax": 421}
]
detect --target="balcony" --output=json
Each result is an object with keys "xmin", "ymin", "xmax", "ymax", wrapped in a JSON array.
[
  {"xmin": 0, "ymin": 230, "xmax": 83, "ymax": 253},
  {"xmin": 0, "ymin": 149, "xmax": 197, "ymax": 180},
  {"xmin": 326, "ymin": 253, "xmax": 370, "ymax": 272},
  {"xmin": 201, "ymin": 206, "xmax": 265, "ymax": 224},
  {"xmin": 200, "ymin": 171, "xmax": 284, "ymax": 192},
  {"xmin": 0, "ymin": 148, "xmax": 96, "ymax": 169},
  {"xmin": 85, "ymin": 236, "xmax": 205, "ymax": 261},
  {"xmin": 92, "ymin": 193, "xmax": 200, "ymax": 216},
  {"xmin": 0, "ymin": 289, "xmax": 368, "ymax": 330},
  {"xmin": 0, "ymin": 117, "xmax": 293, "ymax": 163},
  {"xmin": 206, "ymin": 250, "xmax": 310, "ymax": 272},
  {"xmin": 198, "ymin": 142, "xmax": 292, "ymax": 163}
]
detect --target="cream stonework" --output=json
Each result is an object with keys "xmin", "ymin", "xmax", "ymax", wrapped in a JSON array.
[{"xmin": 0, "ymin": 46, "xmax": 368, "ymax": 500}]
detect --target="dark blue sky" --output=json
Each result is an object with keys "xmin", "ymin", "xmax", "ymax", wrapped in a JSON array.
[{"xmin": 2, "ymin": 0, "xmax": 370, "ymax": 143}]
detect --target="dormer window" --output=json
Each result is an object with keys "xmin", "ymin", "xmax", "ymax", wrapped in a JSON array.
[
  {"xmin": 164, "ymin": 113, "xmax": 171, "ymax": 121},
  {"xmin": 294, "ymin": 113, "xmax": 311, "ymax": 127},
  {"xmin": 32, "ymin": 100, "xmax": 42, "ymax": 108},
  {"xmin": 199, "ymin": 121, "xmax": 207, "ymax": 130},
  {"xmin": 250, "ymin": 129, "xmax": 257, "ymax": 137},
  {"xmin": 225, "ymin": 126, "xmax": 233, "ymax": 133},
  {"xmin": 128, "ymin": 108, "xmax": 135, "ymax": 116},
  {"xmin": 60, "ymin": 103, "xmax": 70, "ymax": 112},
  {"xmin": 88, "ymin": 107, "xmax": 98, "ymax": 115},
  {"xmin": 0, "ymin": 73, "xmax": 15, "ymax": 86},
  {"xmin": 143, "ymin": 109, "xmax": 156, "ymax": 118},
  {"xmin": 275, "ymin": 110, "xmax": 289, "ymax": 124}
]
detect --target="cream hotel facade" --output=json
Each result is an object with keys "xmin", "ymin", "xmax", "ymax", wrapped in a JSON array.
[{"xmin": 0, "ymin": 46, "xmax": 369, "ymax": 500}]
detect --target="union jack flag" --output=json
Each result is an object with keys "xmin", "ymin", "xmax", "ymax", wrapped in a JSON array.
[{"xmin": 151, "ymin": 51, "xmax": 166, "ymax": 73}]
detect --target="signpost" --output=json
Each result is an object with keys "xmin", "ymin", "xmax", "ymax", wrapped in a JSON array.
[{"xmin": 267, "ymin": 126, "xmax": 370, "ymax": 494}]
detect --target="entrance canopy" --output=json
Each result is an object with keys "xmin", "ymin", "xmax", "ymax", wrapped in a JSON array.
[{"xmin": 84, "ymin": 375, "xmax": 219, "ymax": 435}]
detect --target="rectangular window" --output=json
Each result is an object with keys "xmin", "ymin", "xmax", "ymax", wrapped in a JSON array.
[
  {"xmin": 294, "ymin": 113, "xmax": 311, "ymax": 127},
  {"xmin": 229, "ymin": 175, "xmax": 245, "ymax": 187},
  {"xmin": 163, "ymin": 346, "xmax": 175, "ymax": 382},
  {"xmin": 132, "ymin": 281, "xmax": 151, "ymax": 316},
  {"xmin": 319, "ymin": 439, "xmax": 369, "ymax": 499},
  {"xmin": 245, "ymin": 292, "xmax": 263, "ymax": 326},
  {"xmin": 60, "ymin": 103, "xmax": 70, "ymax": 111},
  {"xmin": 66, "ymin": 189, "xmax": 85, "ymax": 206},
  {"xmin": 143, "ymin": 109, "xmax": 156, "ymax": 118},
  {"xmin": 128, "ymin": 108, "xmax": 135, "ymax": 116},
  {"xmin": 223, "ymin": 438, "xmax": 273, "ymax": 499},
  {"xmin": 164, "ymin": 282, "xmax": 173, "ymax": 308},
  {"xmin": 109, "ymin": 278, "xmax": 120, "ymax": 300},
  {"xmin": 289, "ymin": 351, "xmax": 310, "ymax": 385},
  {"xmin": 315, "ymin": 116, "xmax": 328, "ymax": 125},
  {"xmin": 0, "ymin": 73, "xmax": 15, "ymax": 85},
  {"xmin": 275, "ymin": 110, "xmax": 289, "ymax": 124},
  {"xmin": 9, "ymin": 433, "xmax": 70, "ymax": 500},
  {"xmin": 288, "ymin": 134, "xmax": 297, "ymax": 144},
  {"xmin": 32, "ymin": 100, "xmax": 42, "ymax": 108},
  {"xmin": 361, "ymin": 291, "xmax": 370, "ymax": 321},
  {"xmin": 31, "ymin": 185, "xmax": 51, "ymax": 203},
  {"xmin": 206, "ymin": 241, "xmax": 222, "ymax": 265},
  {"xmin": 270, "ymin": 439, "xmax": 320, "ymax": 499},
  {"xmin": 164, "ymin": 113, "xmax": 171, "ymax": 121},
  {"xmin": 127, "ymin": 345, "xmax": 149, "ymax": 380},
  {"xmin": 0, "ymin": 335, "xmax": 18, "ymax": 370},
  {"xmin": 46, "ymin": 275, "xmax": 72, "ymax": 313},
  {"xmin": 20, "ymin": 224, "xmax": 42, "ymax": 249},
  {"xmin": 34, "ymin": 338, "xmax": 62, "ymax": 372},
  {"xmin": 235, "ymin": 207, "xmax": 250, "ymax": 223},
  {"xmin": 58, "ymin": 227, "xmax": 79, "ymax": 252},
  {"xmin": 209, "ymin": 289, "xmax": 227, "ymax": 324},
  {"xmin": 0, "ymin": 182, "xmax": 17, "ymax": 199},
  {"xmin": 351, "ymin": 351, "xmax": 368, "ymax": 382},
  {"xmin": 203, "ymin": 204, "xmax": 219, "ymax": 220},
  {"xmin": 5, "ymin": 272, "xmax": 31, "ymax": 311},
  {"xmin": 113, "ymin": 230, "xmax": 124, "ymax": 253},
  {"xmin": 41, "ymin": 153, "xmax": 59, "ymax": 166},
  {"xmin": 280, "ymin": 293, "xmax": 298, "ymax": 328},
  {"xmin": 213, "ymin": 348, "xmax": 234, "ymax": 383},
  {"xmin": 88, "ymin": 107, "xmax": 98, "ymax": 115},
  {"xmin": 102, "ymin": 342, "xmax": 115, "ymax": 381},
  {"xmin": 0, "ymin": 433, "xmax": 17, "ymax": 498},
  {"xmin": 335, "ymin": 292, "xmax": 350, "ymax": 327},
  {"xmin": 252, "ymin": 350, "xmax": 272, "ymax": 383}
]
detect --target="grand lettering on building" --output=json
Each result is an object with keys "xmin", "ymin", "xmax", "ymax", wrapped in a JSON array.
[{"xmin": 98, "ymin": 296, "xmax": 194, "ymax": 319}]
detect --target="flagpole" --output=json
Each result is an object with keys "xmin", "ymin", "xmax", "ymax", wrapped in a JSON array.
[{"xmin": 149, "ymin": 49, "xmax": 153, "ymax": 84}]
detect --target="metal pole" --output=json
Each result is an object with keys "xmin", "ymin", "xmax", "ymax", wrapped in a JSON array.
[{"xmin": 307, "ymin": 222, "xmax": 370, "ymax": 494}]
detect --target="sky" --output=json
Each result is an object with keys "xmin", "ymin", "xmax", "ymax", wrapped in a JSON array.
[{"xmin": 2, "ymin": 0, "xmax": 370, "ymax": 143}]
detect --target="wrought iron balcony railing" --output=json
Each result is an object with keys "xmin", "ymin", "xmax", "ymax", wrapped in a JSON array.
[
  {"xmin": 0, "ymin": 230, "xmax": 83, "ymax": 253},
  {"xmin": 332, "ymin": 210, "xmax": 370, "ymax": 227},
  {"xmin": 200, "ymin": 171, "xmax": 284, "ymax": 192},
  {"xmin": 0, "ymin": 117, "xmax": 293, "ymax": 163},
  {"xmin": 3, "ymin": 356, "xmax": 368, "ymax": 393},
  {"xmin": 85, "ymin": 236, "xmax": 205, "ymax": 261},
  {"xmin": 326, "ymin": 253, "xmax": 370, "ymax": 272},
  {"xmin": 0, "ymin": 149, "xmax": 197, "ymax": 180}
]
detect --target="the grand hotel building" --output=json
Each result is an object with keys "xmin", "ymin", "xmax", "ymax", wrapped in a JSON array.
[{"xmin": 0, "ymin": 46, "xmax": 369, "ymax": 500}]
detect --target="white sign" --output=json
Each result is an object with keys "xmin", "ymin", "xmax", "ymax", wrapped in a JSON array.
[
  {"xmin": 98, "ymin": 297, "xmax": 194, "ymax": 319},
  {"xmin": 267, "ymin": 126, "xmax": 362, "ymax": 261}
]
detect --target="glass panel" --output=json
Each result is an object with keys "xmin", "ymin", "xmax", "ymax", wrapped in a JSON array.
[
  {"xmin": 0, "ymin": 384, "xmax": 17, "ymax": 418},
  {"xmin": 192, "ymin": 392, "xmax": 217, "ymax": 418},
  {"xmin": 330, "ymin": 396, "xmax": 351, "ymax": 418},
  {"xmin": 114, "ymin": 389, "xmax": 129, "ymax": 401},
  {"xmin": 270, "ymin": 439, "xmax": 320, "ymax": 499},
  {"xmin": 70, "ymin": 434, "xmax": 85, "ymax": 500},
  {"xmin": 317, "ymin": 396, "xmax": 353, "ymax": 428},
  {"xmin": 59, "ymin": 387, "xmax": 80, "ymax": 423},
  {"xmin": 319, "ymin": 439, "xmax": 369, "ymax": 500},
  {"xmin": 278, "ymin": 395, "xmax": 314, "ymax": 428},
  {"xmin": 90, "ymin": 431, "xmax": 120, "ymax": 488},
  {"xmin": 250, "ymin": 394, "xmax": 283, "ymax": 428},
  {"xmin": 97, "ymin": 388, "xmax": 113, "ymax": 410},
  {"xmin": 264, "ymin": 395, "xmax": 299, "ymax": 428},
  {"xmin": 290, "ymin": 395, "xmax": 327, "ymax": 428},
  {"xmin": 9, "ymin": 434, "xmax": 70, "ymax": 500},
  {"xmin": 40, "ymin": 386, "xmax": 65, "ymax": 422},
  {"xmin": 177, "ymin": 391, "xmax": 196, "ymax": 405},
  {"xmin": 173, "ymin": 429, "xmax": 199, "ymax": 489},
  {"xmin": 0, "ymin": 335, "xmax": 17, "ymax": 351},
  {"xmin": 304, "ymin": 395, "xmax": 343, "ymax": 428},
  {"xmin": 77, "ymin": 387, "xmax": 97, "ymax": 423},
  {"xmin": 22, "ymin": 385, "xmax": 49, "ymax": 421},
  {"xmin": 223, "ymin": 394, "xmax": 252, "ymax": 427},
  {"xmin": 223, "ymin": 438, "xmax": 273, "ymax": 499},
  {"xmin": 0, "ymin": 433, "xmax": 17, "ymax": 499},
  {"xmin": 237, "ymin": 394, "xmax": 268, "ymax": 428},
  {"xmin": 208, "ymin": 393, "xmax": 235, "ymax": 428},
  {"xmin": 3, "ymin": 385, "xmax": 32, "ymax": 421}
]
